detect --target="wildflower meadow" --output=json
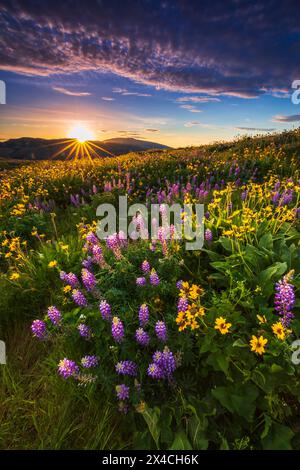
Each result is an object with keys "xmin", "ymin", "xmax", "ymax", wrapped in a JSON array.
[{"xmin": 1, "ymin": 129, "xmax": 300, "ymax": 450}]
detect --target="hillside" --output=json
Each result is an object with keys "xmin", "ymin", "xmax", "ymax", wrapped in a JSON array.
[{"xmin": 0, "ymin": 137, "xmax": 170, "ymax": 160}]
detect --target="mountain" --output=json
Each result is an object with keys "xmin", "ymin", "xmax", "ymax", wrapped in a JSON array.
[{"xmin": 0, "ymin": 137, "xmax": 170, "ymax": 160}]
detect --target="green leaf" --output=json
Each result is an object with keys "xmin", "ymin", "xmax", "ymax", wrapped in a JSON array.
[
  {"xmin": 261, "ymin": 423, "xmax": 294, "ymax": 450},
  {"xmin": 207, "ymin": 351, "xmax": 229, "ymax": 376},
  {"xmin": 258, "ymin": 233, "xmax": 273, "ymax": 251},
  {"xmin": 141, "ymin": 406, "xmax": 161, "ymax": 449},
  {"xmin": 218, "ymin": 237, "xmax": 234, "ymax": 253},
  {"xmin": 169, "ymin": 430, "xmax": 193, "ymax": 450},
  {"xmin": 187, "ymin": 416, "xmax": 208, "ymax": 450},
  {"xmin": 212, "ymin": 383, "xmax": 259, "ymax": 421}
]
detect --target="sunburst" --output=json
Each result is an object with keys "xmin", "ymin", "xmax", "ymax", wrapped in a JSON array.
[{"xmin": 41, "ymin": 124, "xmax": 115, "ymax": 163}]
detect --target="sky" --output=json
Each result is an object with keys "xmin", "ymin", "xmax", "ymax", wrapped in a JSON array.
[{"xmin": 0, "ymin": 0, "xmax": 300, "ymax": 147}]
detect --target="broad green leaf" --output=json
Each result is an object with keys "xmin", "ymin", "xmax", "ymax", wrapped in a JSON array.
[{"xmin": 169, "ymin": 430, "xmax": 193, "ymax": 450}]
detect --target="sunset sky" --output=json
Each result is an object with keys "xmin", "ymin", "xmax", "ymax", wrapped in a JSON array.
[{"xmin": 1, "ymin": 0, "xmax": 300, "ymax": 147}]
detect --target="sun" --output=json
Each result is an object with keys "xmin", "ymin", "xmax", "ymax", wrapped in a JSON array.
[{"xmin": 68, "ymin": 124, "xmax": 95, "ymax": 143}]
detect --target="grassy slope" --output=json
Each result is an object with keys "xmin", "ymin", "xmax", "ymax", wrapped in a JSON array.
[{"xmin": 0, "ymin": 128, "xmax": 299, "ymax": 449}]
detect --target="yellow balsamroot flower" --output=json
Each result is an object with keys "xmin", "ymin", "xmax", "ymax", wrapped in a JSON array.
[
  {"xmin": 48, "ymin": 260, "xmax": 58, "ymax": 268},
  {"xmin": 257, "ymin": 314, "xmax": 267, "ymax": 324},
  {"xmin": 271, "ymin": 322, "xmax": 286, "ymax": 341},
  {"xmin": 214, "ymin": 317, "xmax": 231, "ymax": 335},
  {"xmin": 250, "ymin": 335, "xmax": 268, "ymax": 355},
  {"xmin": 63, "ymin": 285, "xmax": 72, "ymax": 293},
  {"xmin": 60, "ymin": 244, "xmax": 69, "ymax": 251},
  {"xmin": 9, "ymin": 272, "xmax": 20, "ymax": 281},
  {"xmin": 188, "ymin": 284, "xmax": 203, "ymax": 300}
]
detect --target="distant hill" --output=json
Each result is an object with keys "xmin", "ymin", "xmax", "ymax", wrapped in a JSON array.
[{"xmin": 0, "ymin": 137, "xmax": 170, "ymax": 160}]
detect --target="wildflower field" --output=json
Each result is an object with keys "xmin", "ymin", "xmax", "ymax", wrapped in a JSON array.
[{"xmin": 1, "ymin": 129, "xmax": 300, "ymax": 450}]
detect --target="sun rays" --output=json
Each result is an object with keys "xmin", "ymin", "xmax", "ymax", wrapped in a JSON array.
[{"xmin": 47, "ymin": 138, "xmax": 115, "ymax": 162}]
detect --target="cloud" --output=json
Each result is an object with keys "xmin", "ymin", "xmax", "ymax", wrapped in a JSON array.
[
  {"xmin": 235, "ymin": 126, "xmax": 275, "ymax": 132},
  {"xmin": 52, "ymin": 86, "xmax": 91, "ymax": 96},
  {"xmin": 272, "ymin": 114, "xmax": 300, "ymax": 122},
  {"xmin": 180, "ymin": 105, "xmax": 202, "ymax": 113},
  {"xmin": 184, "ymin": 121, "xmax": 201, "ymax": 128},
  {"xmin": 113, "ymin": 87, "xmax": 151, "ymax": 97},
  {"xmin": 101, "ymin": 96, "xmax": 115, "ymax": 101},
  {"xmin": 177, "ymin": 96, "xmax": 220, "ymax": 103},
  {"xmin": 1, "ymin": 1, "xmax": 298, "ymax": 97},
  {"xmin": 145, "ymin": 128, "xmax": 159, "ymax": 132},
  {"xmin": 260, "ymin": 87, "xmax": 290, "ymax": 98}
]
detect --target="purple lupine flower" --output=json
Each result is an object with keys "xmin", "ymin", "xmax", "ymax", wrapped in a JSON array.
[
  {"xmin": 275, "ymin": 272, "xmax": 296, "ymax": 326},
  {"xmin": 147, "ymin": 362, "xmax": 165, "ymax": 379},
  {"xmin": 99, "ymin": 300, "xmax": 111, "ymax": 320},
  {"xmin": 136, "ymin": 276, "xmax": 146, "ymax": 286},
  {"xmin": 115, "ymin": 360, "xmax": 138, "ymax": 376},
  {"xmin": 77, "ymin": 323, "xmax": 92, "ymax": 339},
  {"xmin": 47, "ymin": 306, "xmax": 62, "ymax": 326},
  {"xmin": 150, "ymin": 269, "xmax": 160, "ymax": 286},
  {"xmin": 81, "ymin": 268, "xmax": 96, "ymax": 292},
  {"xmin": 111, "ymin": 317, "xmax": 125, "ymax": 343},
  {"xmin": 176, "ymin": 280, "xmax": 183, "ymax": 290},
  {"xmin": 72, "ymin": 289, "xmax": 88, "ymax": 307},
  {"xmin": 92, "ymin": 244, "xmax": 105, "ymax": 267},
  {"xmin": 116, "ymin": 384, "xmax": 130, "ymax": 400},
  {"xmin": 138, "ymin": 304, "xmax": 149, "ymax": 326},
  {"xmin": 58, "ymin": 358, "xmax": 79, "ymax": 379},
  {"xmin": 86, "ymin": 231, "xmax": 98, "ymax": 245},
  {"xmin": 81, "ymin": 355, "xmax": 99, "ymax": 368},
  {"xmin": 60, "ymin": 271, "xmax": 67, "ymax": 282},
  {"xmin": 153, "ymin": 349, "xmax": 176, "ymax": 378},
  {"xmin": 177, "ymin": 297, "xmax": 188, "ymax": 312},
  {"xmin": 155, "ymin": 321, "xmax": 167, "ymax": 342},
  {"xmin": 241, "ymin": 190, "xmax": 248, "ymax": 201},
  {"xmin": 141, "ymin": 260, "xmax": 151, "ymax": 274},
  {"xmin": 82, "ymin": 256, "xmax": 94, "ymax": 269},
  {"xmin": 60, "ymin": 271, "xmax": 79, "ymax": 288},
  {"xmin": 204, "ymin": 229, "xmax": 213, "ymax": 243},
  {"xmin": 135, "ymin": 328, "xmax": 150, "ymax": 346},
  {"xmin": 31, "ymin": 319, "xmax": 46, "ymax": 339}
]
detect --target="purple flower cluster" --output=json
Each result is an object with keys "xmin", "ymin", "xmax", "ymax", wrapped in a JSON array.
[
  {"xmin": 147, "ymin": 349, "xmax": 176, "ymax": 380},
  {"xmin": 176, "ymin": 279, "xmax": 183, "ymax": 290},
  {"xmin": 177, "ymin": 296, "xmax": 188, "ymax": 312},
  {"xmin": 136, "ymin": 276, "xmax": 146, "ymax": 286},
  {"xmin": 47, "ymin": 306, "xmax": 62, "ymax": 326},
  {"xmin": 58, "ymin": 358, "xmax": 79, "ymax": 379},
  {"xmin": 111, "ymin": 316, "xmax": 125, "ymax": 343},
  {"xmin": 86, "ymin": 231, "xmax": 98, "ymax": 245},
  {"xmin": 72, "ymin": 289, "xmax": 88, "ymax": 307},
  {"xmin": 81, "ymin": 355, "xmax": 99, "ymax": 368},
  {"xmin": 135, "ymin": 328, "xmax": 150, "ymax": 346},
  {"xmin": 99, "ymin": 299, "xmax": 112, "ymax": 320},
  {"xmin": 77, "ymin": 323, "xmax": 92, "ymax": 339},
  {"xmin": 115, "ymin": 360, "xmax": 138, "ymax": 376},
  {"xmin": 81, "ymin": 268, "xmax": 96, "ymax": 292},
  {"xmin": 116, "ymin": 383, "xmax": 130, "ymax": 400},
  {"xmin": 60, "ymin": 271, "xmax": 79, "ymax": 288},
  {"xmin": 31, "ymin": 319, "xmax": 46, "ymax": 339},
  {"xmin": 106, "ymin": 232, "xmax": 127, "ymax": 259},
  {"xmin": 91, "ymin": 244, "xmax": 105, "ymax": 267},
  {"xmin": 138, "ymin": 304, "xmax": 149, "ymax": 326},
  {"xmin": 155, "ymin": 321, "xmax": 167, "ymax": 342},
  {"xmin": 275, "ymin": 272, "xmax": 296, "ymax": 326},
  {"xmin": 150, "ymin": 269, "xmax": 160, "ymax": 286},
  {"xmin": 204, "ymin": 228, "xmax": 213, "ymax": 243},
  {"xmin": 141, "ymin": 260, "xmax": 151, "ymax": 274}
]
